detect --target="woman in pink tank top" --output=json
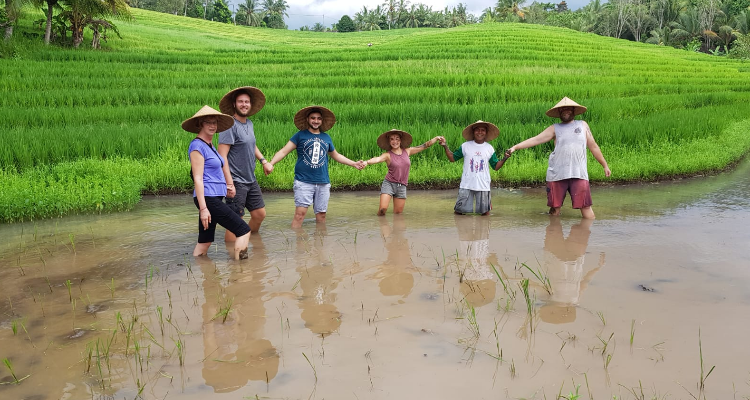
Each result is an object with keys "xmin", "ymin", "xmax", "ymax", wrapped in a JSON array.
[{"xmin": 365, "ymin": 129, "xmax": 443, "ymax": 215}]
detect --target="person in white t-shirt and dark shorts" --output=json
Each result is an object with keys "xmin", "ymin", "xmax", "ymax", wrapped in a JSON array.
[{"xmin": 439, "ymin": 121, "xmax": 510, "ymax": 215}]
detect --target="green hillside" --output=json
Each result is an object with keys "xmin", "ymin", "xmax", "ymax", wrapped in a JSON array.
[{"xmin": 2, "ymin": 8, "xmax": 750, "ymax": 221}]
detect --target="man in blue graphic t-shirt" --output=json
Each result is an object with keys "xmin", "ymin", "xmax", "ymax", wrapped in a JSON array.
[{"xmin": 269, "ymin": 106, "xmax": 365, "ymax": 228}]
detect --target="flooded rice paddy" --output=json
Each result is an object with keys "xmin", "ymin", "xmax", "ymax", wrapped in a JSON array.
[{"xmin": 1, "ymin": 161, "xmax": 750, "ymax": 400}]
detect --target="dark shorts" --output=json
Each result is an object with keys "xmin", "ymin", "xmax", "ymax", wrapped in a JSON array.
[
  {"xmin": 225, "ymin": 181, "xmax": 265, "ymax": 217},
  {"xmin": 194, "ymin": 197, "xmax": 251, "ymax": 243},
  {"xmin": 546, "ymin": 179, "xmax": 592, "ymax": 209}
]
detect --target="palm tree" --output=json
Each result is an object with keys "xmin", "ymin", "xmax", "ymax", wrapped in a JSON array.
[
  {"xmin": 704, "ymin": 24, "xmax": 735, "ymax": 52},
  {"xmin": 312, "ymin": 22, "xmax": 325, "ymax": 32},
  {"xmin": 495, "ymin": 0, "xmax": 525, "ymax": 21},
  {"xmin": 481, "ymin": 7, "xmax": 497, "ymax": 23},
  {"xmin": 238, "ymin": 0, "xmax": 263, "ymax": 26}
]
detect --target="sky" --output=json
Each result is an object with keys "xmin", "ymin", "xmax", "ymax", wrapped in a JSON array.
[{"xmin": 225, "ymin": 0, "xmax": 590, "ymax": 30}]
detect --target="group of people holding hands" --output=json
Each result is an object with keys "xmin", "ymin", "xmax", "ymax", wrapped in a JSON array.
[{"xmin": 183, "ymin": 86, "xmax": 611, "ymax": 259}]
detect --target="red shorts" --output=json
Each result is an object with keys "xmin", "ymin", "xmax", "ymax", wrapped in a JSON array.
[{"xmin": 546, "ymin": 179, "xmax": 592, "ymax": 209}]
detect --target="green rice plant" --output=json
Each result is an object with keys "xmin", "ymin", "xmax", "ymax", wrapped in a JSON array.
[
  {"xmin": 174, "ymin": 337, "xmax": 185, "ymax": 366},
  {"xmin": 520, "ymin": 278, "xmax": 534, "ymax": 333},
  {"xmin": 697, "ymin": 328, "xmax": 715, "ymax": 399},
  {"xmin": 2, "ymin": 358, "xmax": 30, "ymax": 384},
  {"xmin": 212, "ymin": 296, "xmax": 234, "ymax": 324},
  {"xmin": 156, "ymin": 306, "xmax": 164, "ymax": 335},
  {"xmin": 302, "ymin": 352, "xmax": 317, "ymax": 382},
  {"xmin": 630, "ymin": 319, "xmax": 636, "ymax": 348},
  {"xmin": 464, "ymin": 299, "xmax": 480, "ymax": 338},
  {"xmin": 107, "ymin": 278, "xmax": 115, "ymax": 299},
  {"xmin": 64, "ymin": 279, "xmax": 73, "ymax": 302},
  {"xmin": 520, "ymin": 261, "xmax": 552, "ymax": 295},
  {"xmin": 596, "ymin": 311, "xmax": 606, "ymax": 326},
  {"xmin": 68, "ymin": 234, "xmax": 75, "ymax": 254}
]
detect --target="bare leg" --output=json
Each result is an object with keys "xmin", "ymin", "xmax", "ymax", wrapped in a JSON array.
[
  {"xmin": 248, "ymin": 207, "xmax": 266, "ymax": 233},
  {"xmin": 233, "ymin": 232, "xmax": 250, "ymax": 259},
  {"xmin": 193, "ymin": 242, "xmax": 211, "ymax": 256},
  {"xmin": 549, "ymin": 207, "xmax": 562, "ymax": 216},
  {"xmin": 315, "ymin": 212, "xmax": 326, "ymax": 224},
  {"xmin": 224, "ymin": 229, "xmax": 238, "ymax": 242},
  {"xmin": 292, "ymin": 206, "xmax": 308, "ymax": 228},
  {"xmin": 393, "ymin": 198, "xmax": 406, "ymax": 214},
  {"xmin": 378, "ymin": 194, "xmax": 392, "ymax": 215},
  {"xmin": 580, "ymin": 206, "xmax": 596, "ymax": 219}
]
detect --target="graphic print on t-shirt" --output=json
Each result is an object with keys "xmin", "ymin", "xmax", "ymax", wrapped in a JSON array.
[
  {"xmin": 469, "ymin": 152, "xmax": 486, "ymax": 173},
  {"xmin": 301, "ymin": 137, "xmax": 329, "ymax": 169}
]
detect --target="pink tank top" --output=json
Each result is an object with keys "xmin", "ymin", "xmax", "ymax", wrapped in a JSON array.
[{"xmin": 385, "ymin": 150, "xmax": 411, "ymax": 186}]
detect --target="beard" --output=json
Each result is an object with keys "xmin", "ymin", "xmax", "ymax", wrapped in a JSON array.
[
  {"xmin": 235, "ymin": 109, "xmax": 250, "ymax": 117},
  {"xmin": 559, "ymin": 113, "xmax": 574, "ymax": 123}
]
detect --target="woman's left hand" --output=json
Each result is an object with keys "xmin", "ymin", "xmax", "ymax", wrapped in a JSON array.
[{"xmin": 227, "ymin": 185, "xmax": 236, "ymax": 198}]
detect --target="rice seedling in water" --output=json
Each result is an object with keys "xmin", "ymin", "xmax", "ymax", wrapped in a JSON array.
[
  {"xmin": 464, "ymin": 299, "xmax": 480, "ymax": 338},
  {"xmin": 697, "ymin": 328, "xmax": 715, "ymax": 400},
  {"xmin": 520, "ymin": 261, "xmax": 552, "ymax": 295},
  {"xmin": 2, "ymin": 358, "xmax": 30, "ymax": 384},
  {"xmin": 156, "ymin": 306, "xmax": 164, "ymax": 335},
  {"xmin": 520, "ymin": 278, "xmax": 535, "ymax": 333},
  {"xmin": 174, "ymin": 337, "xmax": 185, "ymax": 366},
  {"xmin": 64, "ymin": 279, "xmax": 73, "ymax": 302},
  {"xmin": 68, "ymin": 234, "xmax": 75, "ymax": 253},
  {"xmin": 212, "ymin": 296, "xmax": 235, "ymax": 324},
  {"xmin": 302, "ymin": 352, "xmax": 317, "ymax": 382},
  {"xmin": 630, "ymin": 319, "xmax": 636, "ymax": 348},
  {"xmin": 596, "ymin": 311, "xmax": 607, "ymax": 326},
  {"xmin": 107, "ymin": 278, "xmax": 115, "ymax": 298}
]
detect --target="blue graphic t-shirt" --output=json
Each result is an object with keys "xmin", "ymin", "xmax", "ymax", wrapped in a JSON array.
[{"xmin": 290, "ymin": 130, "xmax": 336, "ymax": 184}]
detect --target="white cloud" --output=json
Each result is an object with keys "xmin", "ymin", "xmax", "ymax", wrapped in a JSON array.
[{"xmin": 227, "ymin": 0, "xmax": 590, "ymax": 30}]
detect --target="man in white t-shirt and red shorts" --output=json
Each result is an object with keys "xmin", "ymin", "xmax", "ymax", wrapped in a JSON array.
[
  {"xmin": 506, "ymin": 97, "xmax": 611, "ymax": 219},
  {"xmin": 439, "ymin": 121, "xmax": 510, "ymax": 216}
]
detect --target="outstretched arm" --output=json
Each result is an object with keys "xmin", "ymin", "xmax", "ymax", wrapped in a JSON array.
[
  {"xmin": 584, "ymin": 122, "xmax": 611, "ymax": 177},
  {"xmin": 438, "ymin": 137, "xmax": 457, "ymax": 162},
  {"xmin": 406, "ymin": 136, "xmax": 443, "ymax": 156},
  {"xmin": 365, "ymin": 152, "xmax": 390, "ymax": 166},
  {"xmin": 493, "ymin": 152, "xmax": 511, "ymax": 170},
  {"xmin": 507, "ymin": 125, "xmax": 556, "ymax": 154},
  {"xmin": 330, "ymin": 150, "xmax": 365, "ymax": 169},
  {"xmin": 269, "ymin": 141, "xmax": 297, "ymax": 166}
]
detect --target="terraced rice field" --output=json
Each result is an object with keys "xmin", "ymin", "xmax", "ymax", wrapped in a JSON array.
[{"xmin": 2, "ymin": 8, "xmax": 750, "ymax": 221}]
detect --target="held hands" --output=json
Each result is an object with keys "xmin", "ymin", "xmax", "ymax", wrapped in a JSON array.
[
  {"xmin": 438, "ymin": 137, "xmax": 447, "ymax": 146},
  {"xmin": 200, "ymin": 208, "xmax": 211, "ymax": 230},
  {"xmin": 262, "ymin": 161, "xmax": 274, "ymax": 176},
  {"xmin": 353, "ymin": 160, "xmax": 367, "ymax": 170},
  {"xmin": 226, "ymin": 184, "xmax": 236, "ymax": 198},
  {"xmin": 504, "ymin": 148, "xmax": 514, "ymax": 158}
]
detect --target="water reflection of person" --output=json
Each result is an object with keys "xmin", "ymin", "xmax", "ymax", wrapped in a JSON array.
[
  {"xmin": 455, "ymin": 215, "xmax": 498, "ymax": 308},
  {"xmin": 539, "ymin": 217, "xmax": 604, "ymax": 324},
  {"xmin": 296, "ymin": 225, "xmax": 342, "ymax": 336},
  {"xmin": 199, "ymin": 235, "xmax": 279, "ymax": 393},
  {"xmin": 369, "ymin": 214, "xmax": 415, "ymax": 298}
]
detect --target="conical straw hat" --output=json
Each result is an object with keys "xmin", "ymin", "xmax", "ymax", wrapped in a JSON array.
[
  {"xmin": 294, "ymin": 106, "xmax": 336, "ymax": 132},
  {"xmin": 462, "ymin": 120, "xmax": 500, "ymax": 141},
  {"xmin": 546, "ymin": 97, "xmax": 587, "ymax": 118},
  {"xmin": 219, "ymin": 86, "xmax": 266, "ymax": 116},
  {"xmin": 181, "ymin": 105, "xmax": 235, "ymax": 133},
  {"xmin": 376, "ymin": 129, "xmax": 413, "ymax": 150}
]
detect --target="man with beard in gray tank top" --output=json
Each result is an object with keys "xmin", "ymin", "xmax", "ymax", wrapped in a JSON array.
[{"xmin": 505, "ymin": 97, "xmax": 611, "ymax": 219}]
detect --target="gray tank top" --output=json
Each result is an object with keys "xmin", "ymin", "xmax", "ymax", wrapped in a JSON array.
[{"xmin": 546, "ymin": 120, "xmax": 589, "ymax": 181}]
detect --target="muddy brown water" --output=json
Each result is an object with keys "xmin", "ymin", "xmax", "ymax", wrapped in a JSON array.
[{"xmin": 1, "ymin": 161, "xmax": 750, "ymax": 400}]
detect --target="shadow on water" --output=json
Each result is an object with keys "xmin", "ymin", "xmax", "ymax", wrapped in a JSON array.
[{"xmin": 0, "ymin": 158, "xmax": 749, "ymax": 399}]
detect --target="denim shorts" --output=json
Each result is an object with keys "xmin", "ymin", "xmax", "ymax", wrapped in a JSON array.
[
  {"xmin": 293, "ymin": 180, "xmax": 331, "ymax": 214},
  {"xmin": 454, "ymin": 189, "xmax": 492, "ymax": 214},
  {"xmin": 380, "ymin": 179, "xmax": 407, "ymax": 199}
]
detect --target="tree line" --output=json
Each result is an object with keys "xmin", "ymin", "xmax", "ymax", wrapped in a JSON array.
[{"xmin": 3, "ymin": 0, "xmax": 749, "ymax": 57}]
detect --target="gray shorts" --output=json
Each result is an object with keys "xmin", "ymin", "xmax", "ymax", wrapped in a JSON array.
[
  {"xmin": 380, "ymin": 179, "xmax": 407, "ymax": 199},
  {"xmin": 293, "ymin": 180, "xmax": 331, "ymax": 214},
  {"xmin": 225, "ymin": 181, "xmax": 265, "ymax": 217},
  {"xmin": 454, "ymin": 189, "xmax": 492, "ymax": 214}
]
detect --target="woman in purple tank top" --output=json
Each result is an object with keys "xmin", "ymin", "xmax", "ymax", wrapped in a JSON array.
[{"xmin": 364, "ymin": 129, "xmax": 443, "ymax": 215}]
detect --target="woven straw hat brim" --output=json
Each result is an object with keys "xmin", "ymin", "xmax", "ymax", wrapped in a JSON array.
[
  {"xmin": 294, "ymin": 106, "xmax": 336, "ymax": 132},
  {"xmin": 462, "ymin": 121, "xmax": 500, "ymax": 141},
  {"xmin": 377, "ymin": 129, "xmax": 413, "ymax": 150},
  {"xmin": 219, "ymin": 87, "xmax": 266, "ymax": 116},
  {"xmin": 181, "ymin": 105, "xmax": 235, "ymax": 134},
  {"xmin": 546, "ymin": 97, "xmax": 587, "ymax": 118}
]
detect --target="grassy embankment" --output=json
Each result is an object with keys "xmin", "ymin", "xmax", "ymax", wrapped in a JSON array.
[{"xmin": 2, "ymin": 8, "xmax": 750, "ymax": 222}]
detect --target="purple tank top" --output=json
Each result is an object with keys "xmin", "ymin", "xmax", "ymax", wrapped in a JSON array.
[{"xmin": 385, "ymin": 150, "xmax": 411, "ymax": 185}]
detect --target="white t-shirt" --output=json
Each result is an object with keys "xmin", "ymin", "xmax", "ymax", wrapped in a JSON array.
[{"xmin": 458, "ymin": 141, "xmax": 496, "ymax": 191}]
